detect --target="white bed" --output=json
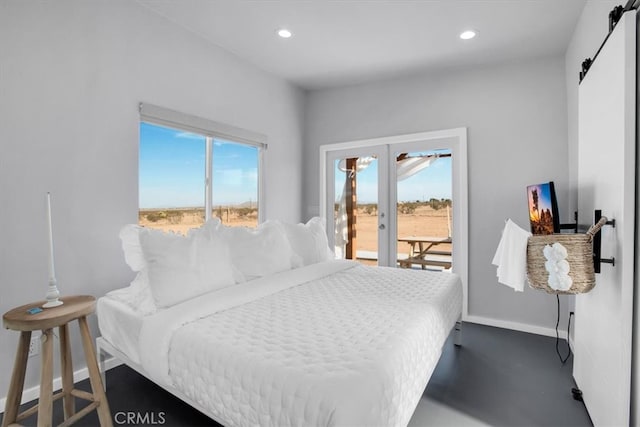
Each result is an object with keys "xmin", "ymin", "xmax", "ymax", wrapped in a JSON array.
[{"xmin": 97, "ymin": 259, "xmax": 462, "ymax": 427}]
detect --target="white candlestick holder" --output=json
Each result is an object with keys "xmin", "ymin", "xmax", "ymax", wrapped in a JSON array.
[
  {"xmin": 43, "ymin": 192, "xmax": 63, "ymax": 309},
  {"xmin": 43, "ymin": 277, "xmax": 63, "ymax": 308}
]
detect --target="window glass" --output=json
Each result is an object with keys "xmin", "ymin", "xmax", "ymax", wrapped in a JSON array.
[
  {"xmin": 139, "ymin": 122, "xmax": 206, "ymax": 234},
  {"xmin": 212, "ymin": 139, "xmax": 259, "ymax": 228},
  {"xmin": 138, "ymin": 113, "xmax": 264, "ymax": 233}
]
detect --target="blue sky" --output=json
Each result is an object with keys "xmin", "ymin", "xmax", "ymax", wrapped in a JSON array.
[
  {"xmin": 334, "ymin": 152, "xmax": 452, "ymax": 204},
  {"xmin": 527, "ymin": 183, "xmax": 554, "ymax": 216},
  {"xmin": 139, "ymin": 123, "xmax": 258, "ymax": 209}
]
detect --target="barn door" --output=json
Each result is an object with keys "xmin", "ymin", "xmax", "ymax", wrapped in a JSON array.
[{"xmin": 575, "ymin": 10, "xmax": 636, "ymax": 426}]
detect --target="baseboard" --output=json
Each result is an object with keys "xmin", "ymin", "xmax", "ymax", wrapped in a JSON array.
[
  {"xmin": 0, "ymin": 357, "xmax": 122, "ymax": 411},
  {"xmin": 464, "ymin": 314, "xmax": 568, "ymax": 340}
]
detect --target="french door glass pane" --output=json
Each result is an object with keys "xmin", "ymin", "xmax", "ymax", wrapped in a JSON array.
[
  {"xmin": 395, "ymin": 149, "xmax": 453, "ymax": 270},
  {"xmin": 333, "ymin": 156, "xmax": 379, "ymax": 266},
  {"xmin": 139, "ymin": 122, "xmax": 206, "ymax": 234}
]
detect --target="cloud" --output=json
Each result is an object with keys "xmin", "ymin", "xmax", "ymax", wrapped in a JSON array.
[{"xmin": 175, "ymin": 131, "xmax": 204, "ymax": 140}]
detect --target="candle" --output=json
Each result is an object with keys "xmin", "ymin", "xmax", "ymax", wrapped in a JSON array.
[{"xmin": 47, "ymin": 192, "xmax": 56, "ymax": 281}]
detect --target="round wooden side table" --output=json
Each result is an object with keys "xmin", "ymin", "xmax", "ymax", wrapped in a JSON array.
[{"xmin": 2, "ymin": 295, "xmax": 112, "ymax": 427}]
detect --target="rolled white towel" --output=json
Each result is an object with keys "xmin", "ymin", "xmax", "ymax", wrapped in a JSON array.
[
  {"xmin": 492, "ymin": 219, "xmax": 532, "ymax": 292},
  {"xmin": 543, "ymin": 242, "xmax": 573, "ymax": 291}
]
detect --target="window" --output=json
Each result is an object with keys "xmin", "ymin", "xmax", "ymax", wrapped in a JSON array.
[{"xmin": 138, "ymin": 103, "xmax": 265, "ymax": 233}]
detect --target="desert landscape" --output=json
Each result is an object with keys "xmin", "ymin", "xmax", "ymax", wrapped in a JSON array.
[
  {"xmin": 139, "ymin": 206, "xmax": 258, "ymax": 234},
  {"xmin": 356, "ymin": 202, "xmax": 452, "ymax": 257},
  {"xmin": 139, "ymin": 201, "xmax": 452, "ymax": 262}
]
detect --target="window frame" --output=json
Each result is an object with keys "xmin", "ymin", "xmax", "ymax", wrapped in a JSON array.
[{"xmin": 139, "ymin": 102, "xmax": 267, "ymax": 223}]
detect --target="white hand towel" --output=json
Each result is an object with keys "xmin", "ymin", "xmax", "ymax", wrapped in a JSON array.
[{"xmin": 492, "ymin": 219, "xmax": 532, "ymax": 292}]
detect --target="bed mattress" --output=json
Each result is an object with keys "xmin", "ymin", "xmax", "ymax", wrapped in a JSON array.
[
  {"xmin": 130, "ymin": 260, "xmax": 462, "ymax": 427},
  {"xmin": 96, "ymin": 289, "xmax": 145, "ymax": 364}
]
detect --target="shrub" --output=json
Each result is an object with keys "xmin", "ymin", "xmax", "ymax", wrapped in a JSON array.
[
  {"xmin": 363, "ymin": 204, "xmax": 377, "ymax": 215},
  {"xmin": 235, "ymin": 207, "xmax": 255, "ymax": 218},
  {"xmin": 398, "ymin": 202, "xmax": 417, "ymax": 214},
  {"xmin": 427, "ymin": 198, "xmax": 452, "ymax": 210},
  {"xmin": 166, "ymin": 210, "xmax": 184, "ymax": 224},
  {"xmin": 146, "ymin": 211, "xmax": 166, "ymax": 222}
]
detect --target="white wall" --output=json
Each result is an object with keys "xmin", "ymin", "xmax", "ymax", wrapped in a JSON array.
[
  {"xmin": 303, "ymin": 56, "xmax": 570, "ymax": 333},
  {"xmin": 0, "ymin": 0, "xmax": 304, "ymax": 399}
]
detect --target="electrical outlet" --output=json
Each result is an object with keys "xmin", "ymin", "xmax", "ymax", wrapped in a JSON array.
[{"xmin": 29, "ymin": 335, "xmax": 40, "ymax": 357}]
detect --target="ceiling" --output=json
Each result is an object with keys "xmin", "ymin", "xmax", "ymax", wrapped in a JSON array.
[{"xmin": 138, "ymin": 0, "xmax": 587, "ymax": 90}]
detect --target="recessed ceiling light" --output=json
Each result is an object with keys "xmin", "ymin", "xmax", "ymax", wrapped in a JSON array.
[
  {"xmin": 277, "ymin": 28, "xmax": 292, "ymax": 38},
  {"xmin": 459, "ymin": 30, "xmax": 477, "ymax": 40}
]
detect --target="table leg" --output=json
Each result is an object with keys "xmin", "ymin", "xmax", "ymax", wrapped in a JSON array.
[
  {"xmin": 59, "ymin": 323, "xmax": 75, "ymax": 419},
  {"xmin": 78, "ymin": 316, "xmax": 113, "ymax": 427},
  {"xmin": 37, "ymin": 329, "xmax": 54, "ymax": 427},
  {"xmin": 96, "ymin": 339, "xmax": 107, "ymax": 389},
  {"xmin": 1, "ymin": 331, "xmax": 31, "ymax": 427}
]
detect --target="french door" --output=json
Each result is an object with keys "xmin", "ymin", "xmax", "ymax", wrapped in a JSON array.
[{"xmin": 321, "ymin": 129, "xmax": 468, "ymax": 299}]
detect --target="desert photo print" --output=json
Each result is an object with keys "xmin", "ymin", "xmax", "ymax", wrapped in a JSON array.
[{"xmin": 527, "ymin": 182, "xmax": 558, "ymax": 235}]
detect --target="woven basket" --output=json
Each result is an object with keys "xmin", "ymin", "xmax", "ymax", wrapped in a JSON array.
[{"xmin": 526, "ymin": 217, "xmax": 607, "ymax": 294}]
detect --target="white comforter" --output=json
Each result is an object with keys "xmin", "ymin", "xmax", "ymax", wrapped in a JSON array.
[{"xmin": 138, "ymin": 260, "xmax": 462, "ymax": 427}]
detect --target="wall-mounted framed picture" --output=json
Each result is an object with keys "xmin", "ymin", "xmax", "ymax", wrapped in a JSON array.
[{"xmin": 527, "ymin": 181, "xmax": 560, "ymax": 235}]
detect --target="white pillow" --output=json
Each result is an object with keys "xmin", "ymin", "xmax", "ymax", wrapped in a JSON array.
[
  {"xmin": 281, "ymin": 217, "xmax": 335, "ymax": 266},
  {"xmin": 190, "ymin": 217, "xmax": 222, "ymax": 239},
  {"xmin": 119, "ymin": 224, "xmax": 158, "ymax": 313},
  {"xmin": 218, "ymin": 221, "xmax": 296, "ymax": 280},
  {"xmin": 119, "ymin": 224, "xmax": 146, "ymax": 272},
  {"xmin": 119, "ymin": 219, "xmax": 223, "ymax": 274},
  {"xmin": 118, "ymin": 219, "xmax": 230, "ymax": 311},
  {"xmin": 138, "ymin": 227, "xmax": 235, "ymax": 308}
]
